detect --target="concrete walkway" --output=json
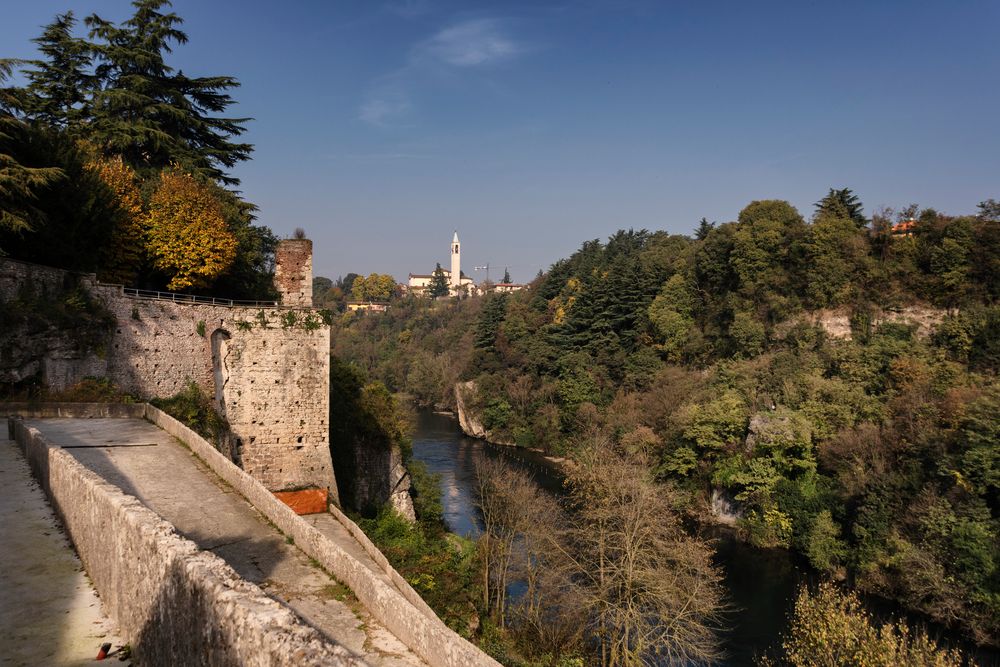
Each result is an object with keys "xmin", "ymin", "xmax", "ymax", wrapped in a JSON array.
[
  {"xmin": 0, "ymin": 435, "xmax": 124, "ymax": 667},
  {"xmin": 24, "ymin": 418, "xmax": 425, "ymax": 667}
]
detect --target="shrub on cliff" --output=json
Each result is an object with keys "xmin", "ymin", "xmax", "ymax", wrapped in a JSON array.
[{"xmin": 150, "ymin": 381, "xmax": 226, "ymax": 443}]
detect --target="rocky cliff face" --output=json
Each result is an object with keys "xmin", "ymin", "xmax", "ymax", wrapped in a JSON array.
[
  {"xmin": 454, "ymin": 380, "xmax": 487, "ymax": 439},
  {"xmin": 0, "ymin": 261, "xmax": 114, "ymax": 393},
  {"xmin": 799, "ymin": 305, "xmax": 946, "ymax": 340},
  {"xmin": 454, "ymin": 380, "xmax": 517, "ymax": 447},
  {"xmin": 330, "ymin": 432, "xmax": 415, "ymax": 521}
]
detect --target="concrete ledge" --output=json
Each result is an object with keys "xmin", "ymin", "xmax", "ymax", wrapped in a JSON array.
[
  {"xmin": 142, "ymin": 404, "xmax": 499, "ymax": 667},
  {"xmin": 10, "ymin": 418, "xmax": 363, "ymax": 667}
]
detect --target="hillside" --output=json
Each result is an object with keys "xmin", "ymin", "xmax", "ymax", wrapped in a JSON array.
[{"xmin": 331, "ymin": 196, "xmax": 1000, "ymax": 646}]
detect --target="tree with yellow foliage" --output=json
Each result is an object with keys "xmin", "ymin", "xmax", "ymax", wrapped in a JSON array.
[
  {"xmin": 764, "ymin": 582, "xmax": 973, "ymax": 667},
  {"xmin": 146, "ymin": 169, "xmax": 237, "ymax": 291},
  {"xmin": 88, "ymin": 155, "xmax": 146, "ymax": 284}
]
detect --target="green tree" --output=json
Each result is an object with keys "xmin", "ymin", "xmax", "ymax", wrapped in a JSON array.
[
  {"xmin": 815, "ymin": 187, "xmax": 867, "ymax": 228},
  {"xmin": 15, "ymin": 12, "xmax": 94, "ymax": 130},
  {"xmin": 804, "ymin": 213, "xmax": 869, "ymax": 308},
  {"xmin": 0, "ymin": 62, "xmax": 65, "ymax": 239},
  {"xmin": 338, "ymin": 272, "xmax": 360, "ymax": 294},
  {"xmin": 352, "ymin": 273, "xmax": 396, "ymax": 301},
  {"xmin": 0, "ymin": 118, "xmax": 64, "ymax": 239},
  {"xmin": 428, "ymin": 262, "xmax": 450, "ymax": 298},
  {"xmin": 682, "ymin": 390, "xmax": 748, "ymax": 454},
  {"xmin": 805, "ymin": 510, "xmax": 847, "ymax": 573},
  {"xmin": 85, "ymin": 0, "xmax": 251, "ymax": 184},
  {"xmin": 502, "ymin": 267, "xmax": 511, "ymax": 283},
  {"xmin": 474, "ymin": 293, "xmax": 508, "ymax": 349},
  {"xmin": 695, "ymin": 216, "xmax": 715, "ymax": 240},
  {"xmin": 731, "ymin": 200, "xmax": 807, "ymax": 320},
  {"xmin": 648, "ymin": 274, "xmax": 696, "ymax": 360},
  {"xmin": 0, "ymin": 113, "xmax": 117, "ymax": 268},
  {"xmin": 204, "ymin": 190, "xmax": 278, "ymax": 300},
  {"xmin": 978, "ymin": 199, "xmax": 1000, "ymax": 221}
]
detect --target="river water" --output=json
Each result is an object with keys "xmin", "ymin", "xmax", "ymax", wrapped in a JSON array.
[{"xmin": 409, "ymin": 408, "xmax": 997, "ymax": 666}]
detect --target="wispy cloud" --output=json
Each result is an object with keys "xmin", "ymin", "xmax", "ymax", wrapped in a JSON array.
[
  {"xmin": 358, "ymin": 17, "xmax": 528, "ymax": 127},
  {"xmin": 413, "ymin": 19, "xmax": 523, "ymax": 67},
  {"xmin": 358, "ymin": 92, "xmax": 413, "ymax": 127}
]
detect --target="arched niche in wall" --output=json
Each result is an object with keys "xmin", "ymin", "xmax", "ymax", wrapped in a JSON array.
[{"xmin": 210, "ymin": 329, "xmax": 232, "ymax": 418}]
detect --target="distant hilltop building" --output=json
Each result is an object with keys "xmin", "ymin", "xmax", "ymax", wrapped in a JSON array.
[
  {"xmin": 406, "ymin": 231, "xmax": 527, "ymax": 296},
  {"xmin": 408, "ymin": 231, "xmax": 476, "ymax": 296},
  {"xmin": 493, "ymin": 282, "xmax": 526, "ymax": 293},
  {"xmin": 891, "ymin": 218, "xmax": 916, "ymax": 237}
]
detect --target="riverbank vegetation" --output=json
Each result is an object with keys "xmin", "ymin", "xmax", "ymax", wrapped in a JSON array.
[
  {"xmin": 475, "ymin": 450, "xmax": 725, "ymax": 666},
  {"xmin": 330, "ymin": 193, "xmax": 1000, "ymax": 648},
  {"xmin": 1, "ymin": 1, "xmax": 276, "ymax": 299},
  {"xmin": 765, "ymin": 582, "xmax": 971, "ymax": 666}
]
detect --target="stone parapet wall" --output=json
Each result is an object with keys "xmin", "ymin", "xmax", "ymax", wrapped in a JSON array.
[
  {"xmin": 10, "ymin": 417, "xmax": 361, "ymax": 667},
  {"xmin": 142, "ymin": 404, "xmax": 499, "ymax": 667},
  {"xmin": 0, "ymin": 256, "xmax": 96, "ymax": 295}
]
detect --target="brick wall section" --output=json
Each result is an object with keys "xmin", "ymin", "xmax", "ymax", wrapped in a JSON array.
[
  {"xmin": 10, "ymin": 418, "xmax": 362, "ymax": 667},
  {"xmin": 274, "ymin": 239, "xmax": 313, "ymax": 307}
]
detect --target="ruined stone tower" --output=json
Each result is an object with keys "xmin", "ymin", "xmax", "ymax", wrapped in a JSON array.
[{"xmin": 275, "ymin": 238, "xmax": 313, "ymax": 306}]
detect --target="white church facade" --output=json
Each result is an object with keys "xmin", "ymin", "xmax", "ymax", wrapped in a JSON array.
[{"xmin": 407, "ymin": 232, "xmax": 476, "ymax": 297}]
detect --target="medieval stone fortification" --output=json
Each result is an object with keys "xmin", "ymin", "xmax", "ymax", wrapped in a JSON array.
[{"xmin": 0, "ymin": 241, "xmax": 335, "ymax": 495}]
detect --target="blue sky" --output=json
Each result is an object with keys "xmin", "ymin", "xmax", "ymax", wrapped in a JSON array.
[{"xmin": 4, "ymin": 0, "xmax": 999, "ymax": 283}]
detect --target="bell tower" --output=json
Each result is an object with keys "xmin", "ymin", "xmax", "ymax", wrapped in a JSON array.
[{"xmin": 450, "ymin": 231, "xmax": 461, "ymax": 288}]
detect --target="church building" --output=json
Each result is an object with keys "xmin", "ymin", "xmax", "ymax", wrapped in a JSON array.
[{"xmin": 408, "ymin": 231, "xmax": 476, "ymax": 296}]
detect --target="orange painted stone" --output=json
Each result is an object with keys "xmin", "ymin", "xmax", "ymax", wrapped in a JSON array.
[{"xmin": 273, "ymin": 488, "xmax": 328, "ymax": 515}]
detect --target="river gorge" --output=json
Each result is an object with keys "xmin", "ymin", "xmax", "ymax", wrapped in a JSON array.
[
  {"xmin": 411, "ymin": 408, "xmax": 809, "ymax": 665},
  {"xmin": 409, "ymin": 408, "xmax": 998, "ymax": 666}
]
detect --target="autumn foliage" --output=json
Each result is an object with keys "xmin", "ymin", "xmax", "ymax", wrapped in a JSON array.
[
  {"xmin": 769, "ymin": 582, "xmax": 972, "ymax": 666},
  {"xmin": 88, "ymin": 155, "xmax": 145, "ymax": 284},
  {"xmin": 146, "ymin": 169, "xmax": 237, "ymax": 290}
]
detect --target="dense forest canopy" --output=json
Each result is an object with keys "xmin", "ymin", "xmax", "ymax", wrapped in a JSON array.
[
  {"xmin": 0, "ymin": 0, "xmax": 275, "ymax": 298},
  {"xmin": 331, "ymin": 193, "xmax": 1000, "ymax": 647}
]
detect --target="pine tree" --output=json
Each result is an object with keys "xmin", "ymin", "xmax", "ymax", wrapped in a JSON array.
[
  {"xmin": 17, "ymin": 12, "xmax": 94, "ymax": 130},
  {"xmin": 815, "ymin": 188, "xmax": 867, "ymax": 228},
  {"xmin": 502, "ymin": 267, "xmax": 511, "ymax": 284},
  {"xmin": 474, "ymin": 293, "xmax": 508, "ymax": 349},
  {"xmin": 0, "ymin": 62, "xmax": 65, "ymax": 238},
  {"xmin": 695, "ymin": 217, "xmax": 715, "ymax": 240},
  {"xmin": 428, "ymin": 263, "xmax": 450, "ymax": 299},
  {"xmin": 85, "ymin": 0, "xmax": 251, "ymax": 184}
]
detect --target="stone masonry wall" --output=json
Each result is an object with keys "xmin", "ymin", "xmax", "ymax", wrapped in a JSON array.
[
  {"xmin": 93, "ymin": 284, "xmax": 334, "ymax": 494},
  {"xmin": 1, "ymin": 257, "xmax": 336, "ymax": 495}
]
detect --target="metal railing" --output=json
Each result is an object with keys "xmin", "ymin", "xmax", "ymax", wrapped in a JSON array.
[{"xmin": 121, "ymin": 287, "xmax": 279, "ymax": 308}]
